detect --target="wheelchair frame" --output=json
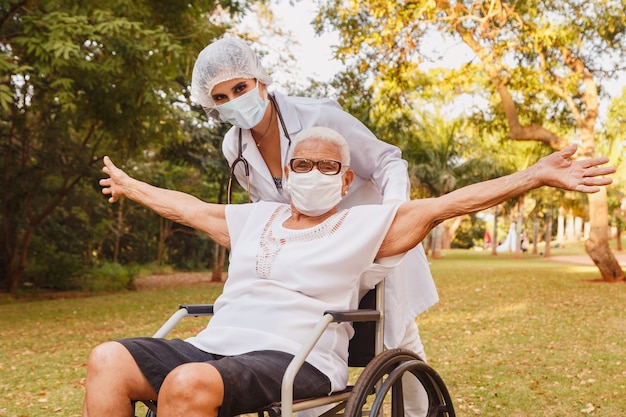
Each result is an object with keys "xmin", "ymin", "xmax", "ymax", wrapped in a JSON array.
[{"xmin": 141, "ymin": 283, "xmax": 455, "ymax": 417}]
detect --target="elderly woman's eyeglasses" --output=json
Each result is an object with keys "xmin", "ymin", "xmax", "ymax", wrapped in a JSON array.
[{"xmin": 289, "ymin": 158, "xmax": 343, "ymax": 175}]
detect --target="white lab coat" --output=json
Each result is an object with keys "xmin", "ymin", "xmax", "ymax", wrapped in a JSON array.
[{"xmin": 221, "ymin": 91, "xmax": 439, "ymax": 348}]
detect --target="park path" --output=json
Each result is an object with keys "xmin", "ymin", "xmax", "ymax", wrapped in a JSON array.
[
  {"xmin": 548, "ymin": 252, "xmax": 626, "ymax": 267},
  {"xmin": 135, "ymin": 272, "xmax": 226, "ymax": 290}
]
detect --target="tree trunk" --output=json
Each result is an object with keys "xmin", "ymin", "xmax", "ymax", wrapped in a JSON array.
[
  {"xmin": 442, "ymin": 216, "xmax": 463, "ymax": 249},
  {"xmin": 575, "ymin": 217, "xmax": 584, "ymax": 240},
  {"xmin": 113, "ymin": 198, "xmax": 124, "ymax": 263},
  {"xmin": 544, "ymin": 203, "xmax": 553, "ymax": 258},
  {"xmin": 617, "ymin": 229, "xmax": 622, "ymax": 252},
  {"xmin": 584, "ymin": 189, "xmax": 624, "ymax": 282},
  {"xmin": 6, "ymin": 227, "xmax": 34, "ymax": 293},
  {"xmin": 557, "ymin": 206, "xmax": 565, "ymax": 246},
  {"xmin": 491, "ymin": 205, "xmax": 498, "ymax": 256},
  {"xmin": 423, "ymin": 233, "xmax": 432, "ymax": 256},
  {"xmin": 515, "ymin": 197, "xmax": 524, "ymax": 259},
  {"xmin": 157, "ymin": 218, "xmax": 173, "ymax": 266},
  {"xmin": 211, "ymin": 242, "xmax": 226, "ymax": 282},
  {"xmin": 532, "ymin": 215, "xmax": 539, "ymax": 255},
  {"xmin": 565, "ymin": 213, "xmax": 575, "ymax": 241},
  {"xmin": 431, "ymin": 224, "xmax": 443, "ymax": 259}
]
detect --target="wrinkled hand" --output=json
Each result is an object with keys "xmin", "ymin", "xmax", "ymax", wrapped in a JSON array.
[
  {"xmin": 538, "ymin": 145, "xmax": 615, "ymax": 193},
  {"xmin": 99, "ymin": 156, "xmax": 129, "ymax": 203}
]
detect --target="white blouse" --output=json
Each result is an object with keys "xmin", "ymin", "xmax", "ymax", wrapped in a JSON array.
[{"xmin": 186, "ymin": 202, "xmax": 402, "ymax": 392}]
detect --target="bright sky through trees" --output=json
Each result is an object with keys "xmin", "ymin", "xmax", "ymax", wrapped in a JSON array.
[
  {"xmin": 236, "ymin": 1, "xmax": 342, "ymax": 92},
  {"xmin": 241, "ymin": 1, "xmax": 625, "ymax": 119}
]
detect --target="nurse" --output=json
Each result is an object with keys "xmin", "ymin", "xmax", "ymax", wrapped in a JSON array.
[{"xmin": 191, "ymin": 35, "xmax": 438, "ymax": 416}]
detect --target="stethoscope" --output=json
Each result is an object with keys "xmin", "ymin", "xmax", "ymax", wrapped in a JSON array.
[{"xmin": 227, "ymin": 93, "xmax": 292, "ymax": 204}]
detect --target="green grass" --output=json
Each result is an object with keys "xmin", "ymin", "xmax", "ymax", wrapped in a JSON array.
[
  {"xmin": 0, "ymin": 283, "xmax": 225, "ymax": 417},
  {"xmin": 422, "ymin": 247, "xmax": 626, "ymax": 416},
  {"xmin": 1, "ymin": 245, "xmax": 625, "ymax": 417}
]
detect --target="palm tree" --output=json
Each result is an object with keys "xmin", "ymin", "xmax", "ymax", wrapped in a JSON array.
[
  {"xmin": 403, "ymin": 111, "xmax": 462, "ymax": 258},
  {"xmin": 403, "ymin": 110, "xmax": 512, "ymax": 258}
]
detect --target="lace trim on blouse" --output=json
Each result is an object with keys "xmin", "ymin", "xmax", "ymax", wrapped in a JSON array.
[
  {"xmin": 272, "ymin": 176, "xmax": 282, "ymax": 189},
  {"xmin": 256, "ymin": 205, "xmax": 348, "ymax": 278}
]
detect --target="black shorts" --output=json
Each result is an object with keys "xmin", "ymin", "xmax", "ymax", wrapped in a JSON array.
[{"xmin": 117, "ymin": 337, "xmax": 331, "ymax": 417}]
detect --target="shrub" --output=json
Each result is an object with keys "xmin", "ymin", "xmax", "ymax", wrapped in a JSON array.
[{"xmin": 83, "ymin": 262, "xmax": 138, "ymax": 292}]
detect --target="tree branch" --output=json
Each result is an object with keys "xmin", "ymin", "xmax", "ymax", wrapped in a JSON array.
[{"xmin": 450, "ymin": 5, "xmax": 569, "ymax": 150}]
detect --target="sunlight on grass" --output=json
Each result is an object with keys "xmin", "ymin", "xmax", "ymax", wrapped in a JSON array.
[
  {"xmin": 421, "ymin": 248, "xmax": 626, "ymax": 416},
  {"xmin": 1, "ymin": 246, "xmax": 625, "ymax": 417}
]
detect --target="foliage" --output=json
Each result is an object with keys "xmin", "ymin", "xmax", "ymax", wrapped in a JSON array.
[
  {"xmin": 450, "ymin": 214, "xmax": 486, "ymax": 249},
  {"xmin": 451, "ymin": 214, "xmax": 487, "ymax": 249},
  {"xmin": 82, "ymin": 261, "xmax": 138, "ymax": 292},
  {"xmin": 404, "ymin": 110, "xmax": 467, "ymax": 198},
  {"xmin": 599, "ymin": 87, "xmax": 626, "ymax": 186},
  {"xmin": 0, "ymin": 0, "xmax": 258, "ymax": 292},
  {"xmin": 315, "ymin": 0, "xmax": 626, "ymax": 281},
  {"xmin": 598, "ymin": 88, "xmax": 626, "ymax": 240},
  {"xmin": 402, "ymin": 110, "xmax": 515, "ymax": 197}
]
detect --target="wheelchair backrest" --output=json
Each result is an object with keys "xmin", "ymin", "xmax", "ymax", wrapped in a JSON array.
[{"xmin": 347, "ymin": 288, "xmax": 377, "ymax": 367}]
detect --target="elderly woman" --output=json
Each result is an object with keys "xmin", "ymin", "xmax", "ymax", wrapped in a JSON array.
[
  {"xmin": 85, "ymin": 126, "xmax": 614, "ymax": 417},
  {"xmin": 191, "ymin": 37, "xmax": 437, "ymax": 416}
]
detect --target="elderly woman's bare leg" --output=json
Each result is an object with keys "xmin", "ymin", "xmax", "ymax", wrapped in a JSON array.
[
  {"xmin": 82, "ymin": 341, "xmax": 157, "ymax": 417},
  {"xmin": 157, "ymin": 362, "xmax": 224, "ymax": 417}
]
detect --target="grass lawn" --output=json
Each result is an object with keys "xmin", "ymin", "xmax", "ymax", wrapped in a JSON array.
[{"xmin": 1, "ymin": 243, "xmax": 625, "ymax": 416}]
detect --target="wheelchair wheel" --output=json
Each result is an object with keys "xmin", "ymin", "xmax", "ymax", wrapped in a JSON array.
[{"xmin": 344, "ymin": 349, "xmax": 455, "ymax": 417}]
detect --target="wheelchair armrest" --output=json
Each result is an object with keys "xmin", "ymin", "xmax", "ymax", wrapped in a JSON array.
[
  {"xmin": 281, "ymin": 308, "xmax": 381, "ymax": 416},
  {"xmin": 179, "ymin": 304, "xmax": 214, "ymax": 316},
  {"xmin": 152, "ymin": 304, "xmax": 215, "ymax": 338},
  {"xmin": 324, "ymin": 309, "xmax": 380, "ymax": 323}
]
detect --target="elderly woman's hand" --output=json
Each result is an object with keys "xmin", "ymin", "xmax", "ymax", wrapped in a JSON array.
[
  {"xmin": 537, "ymin": 145, "xmax": 615, "ymax": 193},
  {"xmin": 99, "ymin": 156, "xmax": 130, "ymax": 204}
]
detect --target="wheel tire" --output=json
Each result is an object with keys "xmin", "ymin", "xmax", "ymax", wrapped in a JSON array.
[{"xmin": 344, "ymin": 349, "xmax": 455, "ymax": 417}]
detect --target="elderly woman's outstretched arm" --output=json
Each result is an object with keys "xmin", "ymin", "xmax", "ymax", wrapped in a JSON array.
[
  {"xmin": 100, "ymin": 156, "xmax": 230, "ymax": 248},
  {"xmin": 378, "ymin": 145, "xmax": 615, "ymax": 258}
]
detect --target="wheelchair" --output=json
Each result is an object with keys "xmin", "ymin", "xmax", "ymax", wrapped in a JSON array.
[{"xmin": 138, "ymin": 283, "xmax": 455, "ymax": 417}]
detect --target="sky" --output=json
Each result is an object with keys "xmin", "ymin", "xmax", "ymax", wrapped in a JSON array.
[
  {"xmin": 237, "ymin": 1, "xmax": 343, "ymax": 91},
  {"xmin": 271, "ymin": 1, "xmax": 342, "ymax": 82}
]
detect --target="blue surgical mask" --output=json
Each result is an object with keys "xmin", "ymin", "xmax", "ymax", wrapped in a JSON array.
[{"xmin": 215, "ymin": 83, "xmax": 268, "ymax": 129}]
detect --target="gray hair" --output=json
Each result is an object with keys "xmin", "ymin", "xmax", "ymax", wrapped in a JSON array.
[{"xmin": 288, "ymin": 127, "xmax": 351, "ymax": 167}]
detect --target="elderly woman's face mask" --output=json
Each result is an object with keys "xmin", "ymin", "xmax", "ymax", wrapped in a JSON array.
[
  {"xmin": 214, "ymin": 82, "xmax": 268, "ymax": 129},
  {"xmin": 287, "ymin": 168, "xmax": 343, "ymax": 216}
]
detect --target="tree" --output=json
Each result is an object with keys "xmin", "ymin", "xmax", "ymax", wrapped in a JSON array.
[
  {"xmin": 0, "ymin": 0, "xmax": 252, "ymax": 293},
  {"xmin": 159, "ymin": 114, "xmax": 235, "ymax": 282},
  {"xmin": 403, "ymin": 111, "xmax": 467, "ymax": 258},
  {"xmin": 403, "ymin": 109, "xmax": 514, "ymax": 257},
  {"xmin": 599, "ymin": 87, "xmax": 626, "ymax": 251},
  {"xmin": 316, "ymin": 0, "xmax": 626, "ymax": 281}
]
